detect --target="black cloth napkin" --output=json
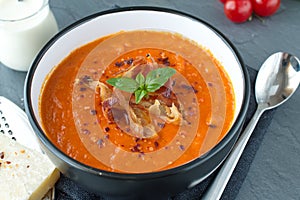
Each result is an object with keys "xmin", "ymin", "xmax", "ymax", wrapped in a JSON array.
[{"xmin": 55, "ymin": 66, "xmax": 276, "ymax": 200}]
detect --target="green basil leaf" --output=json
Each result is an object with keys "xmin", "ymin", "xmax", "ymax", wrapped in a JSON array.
[
  {"xmin": 106, "ymin": 77, "xmax": 138, "ymax": 93},
  {"xmin": 145, "ymin": 67, "xmax": 176, "ymax": 91},
  {"xmin": 146, "ymin": 83, "xmax": 162, "ymax": 92},
  {"xmin": 135, "ymin": 88, "xmax": 148, "ymax": 104},
  {"xmin": 135, "ymin": 73, "xmax": 145, "ymax": 86},
  {"xmin": 106, "ymin": 67, "xmax": 176, "ymax": 104}
]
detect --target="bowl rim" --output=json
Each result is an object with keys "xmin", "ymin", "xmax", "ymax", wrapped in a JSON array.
[{"xmin": 24, "ymin": 6, "xmax": 251, "ymax": 180}]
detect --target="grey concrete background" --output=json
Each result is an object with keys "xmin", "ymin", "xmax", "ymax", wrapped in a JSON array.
[{"xmin": 0, "ymin": 0, "xmax": 300, "ymax": 199}]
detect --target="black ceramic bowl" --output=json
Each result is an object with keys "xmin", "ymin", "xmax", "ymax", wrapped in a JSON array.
[{"xmin": 24, "ymin": 7, "xmax": 250, "ymax": 199}]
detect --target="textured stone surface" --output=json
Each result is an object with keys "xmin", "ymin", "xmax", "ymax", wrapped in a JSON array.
[
  {"xmin": 236, "ymin": 91, "xmax": 300, "ymax": 200},
  {"xmin": 1, "ymin": 0, "xmax": 300, "ymax": 199}
]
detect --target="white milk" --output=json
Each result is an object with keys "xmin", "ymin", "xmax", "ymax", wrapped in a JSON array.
[{"xmin": 0, "ymin": 0, "xmax": 58, "ymax": 71}]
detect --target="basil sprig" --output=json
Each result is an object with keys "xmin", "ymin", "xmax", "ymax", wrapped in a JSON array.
[{"xmin": 106, "ymin": 67, "xmax": 176, "ymax": 104}]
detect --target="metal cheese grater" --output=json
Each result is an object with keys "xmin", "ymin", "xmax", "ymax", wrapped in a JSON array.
[{"xmin": 0, "ymin": 96, "xmax": 55, "ymax": 200}]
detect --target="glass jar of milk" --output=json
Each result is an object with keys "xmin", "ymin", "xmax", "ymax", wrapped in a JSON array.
[{"xmin": 0, "ymin": 0, "xmax": 58, "ymax": 71}]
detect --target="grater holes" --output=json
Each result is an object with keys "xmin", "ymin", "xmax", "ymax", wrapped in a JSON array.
[{"xmin": 0, "ymin": 110, "xmax": 15, "ymax": 140}]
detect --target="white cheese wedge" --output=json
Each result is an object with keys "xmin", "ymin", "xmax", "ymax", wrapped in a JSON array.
[{"xmin": 0, "ymin": 134, "xmax": 60, "ymax": 200}]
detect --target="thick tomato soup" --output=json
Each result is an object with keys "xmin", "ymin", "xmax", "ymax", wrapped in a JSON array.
[{"xmin": 39, "ymin": 31, "xmax": 235, "ymax": 173}]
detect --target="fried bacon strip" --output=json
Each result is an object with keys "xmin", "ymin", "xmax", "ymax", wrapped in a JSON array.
[{"xmin": 98, "ymin": 56, "xmax": 182, "ymax": 138}]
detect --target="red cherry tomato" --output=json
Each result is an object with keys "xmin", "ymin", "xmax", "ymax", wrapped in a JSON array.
[
  {"xmin": 224, "ymin": 0, "xmax": 253, "ymax": 23},
  {"xmin": 252, "ymin": 0, "xmax": 280, "ymax": 17}
]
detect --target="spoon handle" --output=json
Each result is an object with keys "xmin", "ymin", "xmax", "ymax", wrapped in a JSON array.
[{"xmin": 202, "ymin": 104, "xmax": 266, "ymax": 200}]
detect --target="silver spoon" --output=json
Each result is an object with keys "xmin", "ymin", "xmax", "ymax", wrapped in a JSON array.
[{"xmin": 202, "ymin": 52, "xmax": 300, "ymax": 200}]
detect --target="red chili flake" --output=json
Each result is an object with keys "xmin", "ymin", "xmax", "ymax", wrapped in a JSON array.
[
  {"xmin": 90, "ymin": 109, "xmax": 97, "ymax": 115},
  {"xmin": 97, "ymin": 139, "xmax": 105, "ymax": 148},
  {"xmin": 6, "ymin": 161, "xmax": 11, "ymax": 164},
  {"xmin": 179, "ymin": 145, "xmax": 185, "ymax": 151},
  {"xmin": 125, "ymin": 58, "xmax": 134, "ymax": 65},
  {"xmin": 115, "ymin": 61, "xmax": 124, "ymax": 67},
  {"xmin": 82, "ymin": 75, "xmax": 93, "ymax": 83},
  {"xmin": 154, "ymin": 141, "xmax": 159, "ymax": 148},
  {"xmin": 162, "ymin": 87, "xmax": 172, "ymax": 99},
  {"xmin": 175, "ymin": 92, "xmax": 183, "ymax": 96},
  {"xmin": 131, "ymin": 144, "xmax": 141, "ymax": 152},
  {"xmin": 181, "ymin": 84, "xmax": 198, "ymax": 93},
  {"xmin": 208, "ymin": 82, "xmax": 213, "ymax": 87},
  {"xmin": 208, "ymin": 124, "xmax": 217, "ymax": 128},
  {"xmin": 138, "ymin": 152, "xmax": 145, "ymax": 158},
  {"xmin": 80, "ymin": 87, "xmax": 87, "ymax": 91},
  {"xmin": 158, "ymin": 57, "xmax": 170, "ymax": 66},
  {"xmin": 171, "ymin": 80, "xmax": 176, "ymax": 87},
  {"xmin": 82, "ymin": 129, "xmax": 91, "ymax": 135},
  {"xmin": 157, "ymin": 122, "xmax": 165, "ymax": 129},
  {"xmin": 0, "ymin": 152, "xmax": 4, "ymax": 159}
]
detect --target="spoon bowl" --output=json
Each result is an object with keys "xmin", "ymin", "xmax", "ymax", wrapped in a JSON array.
[
  {"xmin": 256, "ymin": 52, "xmax": 300, "ymax": 109},
  {"xmin": 203, "ymin": 52, "xmax": 300, "ymax": 200}
]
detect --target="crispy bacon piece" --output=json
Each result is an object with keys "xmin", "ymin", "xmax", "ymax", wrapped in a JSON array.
[
  {"xmin": 148, "ymin": 100, "xmax": 182, "ymax": 125},
  {"xmin": 102, "ymin": 97, "xmax": 118, "ymax": 124},
  {"xmin": 98, "ymin": 56, "xmax": 183, "ymax": 138}
]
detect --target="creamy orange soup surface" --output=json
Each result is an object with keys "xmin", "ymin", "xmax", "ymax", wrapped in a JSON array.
[{"xmin": 40, "ymin": 30, "xmax": 235, "ymax": 173}]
